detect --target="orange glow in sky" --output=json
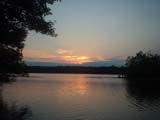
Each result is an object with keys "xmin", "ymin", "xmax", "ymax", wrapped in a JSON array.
[
  {"xmin": 63, "ymin": 56, "xmax": 93, "ymax": 64},
  {"xmin": 23, "ymin": 49, "xmax": 94, "ymax": 64}
]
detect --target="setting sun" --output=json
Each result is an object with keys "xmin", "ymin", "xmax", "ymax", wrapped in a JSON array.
[
  {"xmin": 63, "ymin": 56, "xmax": 92, "ymax": 64},
  {"xmin": 1, "ymin": 0, "xmax": 160, "ymax": 120}
]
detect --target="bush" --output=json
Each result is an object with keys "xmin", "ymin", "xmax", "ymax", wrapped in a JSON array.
[{"xmin": 125, "ymin": 51, "xmax": 160, "ymax": 79}]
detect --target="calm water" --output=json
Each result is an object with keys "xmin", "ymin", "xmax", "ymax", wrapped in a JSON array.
[{"xmin": 1, "ymin": 73, "xmax": 160, "ymax": 120}]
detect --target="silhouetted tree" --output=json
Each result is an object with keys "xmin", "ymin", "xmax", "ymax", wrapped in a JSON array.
[
  {"xmin": 0, "ymin": 0, "xmax": 60, "ymax": 79},
  {"xmin": 125, "ymin": 51, "xmax": 160, "ymax": 79}
]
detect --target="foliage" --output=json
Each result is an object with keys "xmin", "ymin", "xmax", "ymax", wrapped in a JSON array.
[
  {"xmin": 0, "ymin": 0, "xmax": 60, "ymax": 77},
  {"xmin": 125, "ymin": 51, "xmax": 160, "ymax": 79}
]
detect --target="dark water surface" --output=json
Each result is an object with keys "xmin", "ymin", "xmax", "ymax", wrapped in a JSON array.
[{"xmin": 1, "ymin": 74, "xmax": 160, "ymax": 120}]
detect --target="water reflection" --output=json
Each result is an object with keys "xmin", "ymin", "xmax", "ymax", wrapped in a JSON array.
[
  {"xmin": 1, "ymin": 74, "xmax": 160, "ymax": 120},
  {"xmin": 58, "ymin": 76, "xmax": 89, "ymax": 96},
  {"xmin": 0, "ymin": 75, "xmax": 16, "ymax": 84},
  {"xmin": 0, "ymin": 86, "xmax": 32, "ymax": 120},
  {"xmin": 126, "ymin": 80, "xmax": 160, "ymax": 111}
]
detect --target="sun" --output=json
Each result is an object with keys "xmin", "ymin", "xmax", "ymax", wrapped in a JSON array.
[{"xmin": 63, "ymin": 56, "xmax": 92, "ymax": 64}]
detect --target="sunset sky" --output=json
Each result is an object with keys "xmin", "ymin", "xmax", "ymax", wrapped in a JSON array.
[{"xmin": 23, "ymin": 0, "xmax": 160, "ymax": 66}]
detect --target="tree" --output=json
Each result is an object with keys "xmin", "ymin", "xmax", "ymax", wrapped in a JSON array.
[
  {"xmin": 125, "ymin": 51, "xmax": 160, "ymax": 79},
  {"xmin": 0, "ymin": 0, "xmax": 60, "ymax": 78}
]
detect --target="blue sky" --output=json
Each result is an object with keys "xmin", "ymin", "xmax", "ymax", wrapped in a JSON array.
[{"xmin": 23, "ymin": 0, "xmax": 160, "ymax": 66}]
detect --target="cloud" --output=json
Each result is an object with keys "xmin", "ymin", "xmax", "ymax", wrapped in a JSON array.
[
  {"xmin": 23, "ymin": 49, "xmax": 125, "ymax": 65},
  {"xmin": 62, "ymin": 56, "xmax": 93, "ymax": 64},
  {"xmin": 23, "ymin": 49, "xmax": 92, "ymax": 64},
  {"xmin": 23, "ymin": 50, "xmax": 54, "ymax": 61},
  {"xmin": 56, "ymin": 49, "xmax": 73, "ymax": 55}
]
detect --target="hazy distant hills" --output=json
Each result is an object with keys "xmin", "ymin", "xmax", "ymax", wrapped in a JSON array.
[{"xmin": 26, "ymin": 60, "xmax": 124, "ymax": 67}]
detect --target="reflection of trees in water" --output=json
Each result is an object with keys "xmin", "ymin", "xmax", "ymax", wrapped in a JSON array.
[
  {"xmin": 126, "ymin": 80, "xmax": 160, "ymax": 111},
  {"xmin": 0, "ymin": 75, "xmax": 16, "ymax": 84},
  {"xmin": 0, "ymin": 87, "xmax": 32, "ymax": 120}
]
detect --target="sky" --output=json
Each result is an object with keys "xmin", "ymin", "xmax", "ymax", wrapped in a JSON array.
[{"xmin": 23, "ymin": 0, "xmax": 160, "ymax": 66}]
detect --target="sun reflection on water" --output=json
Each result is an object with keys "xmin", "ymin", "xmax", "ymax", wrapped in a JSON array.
[{"xmin": 58, "ymin": 76, "xmax": 89, "ymax": 96}]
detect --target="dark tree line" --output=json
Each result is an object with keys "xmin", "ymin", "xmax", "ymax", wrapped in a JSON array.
[
  {"xmin": 125, "ymin": 51, "xmax": 160, "ymax": 80},
  {"xmin": 28, "ymin": 66, "xmax": 122, "ymax": 74},
  {"xmin": 0, "ymin": 0, "xmax": 60, "ymax": 79}
]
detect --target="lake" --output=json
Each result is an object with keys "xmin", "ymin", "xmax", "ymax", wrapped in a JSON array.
[{"xmin": 1, "ymin": 73, "xmax": 160, "ymax": 120}]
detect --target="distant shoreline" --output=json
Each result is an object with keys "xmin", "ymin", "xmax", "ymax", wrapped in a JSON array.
[{"xmin": 28, "ymin": 66, "xmax": 123, "ymax": 75}]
